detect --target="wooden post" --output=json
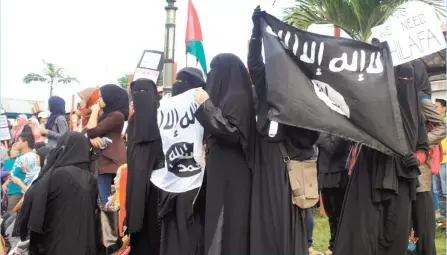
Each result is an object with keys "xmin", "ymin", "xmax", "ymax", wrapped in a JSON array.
[
  {"xmin": 69, "ymin": 94, "xmax": 75, "ymax": 130},
  {"xmin": 173, "ymin": 62, "xmax": 177, "ymax": 83}
]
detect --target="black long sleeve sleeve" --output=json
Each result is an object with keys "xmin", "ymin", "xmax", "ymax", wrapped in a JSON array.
[{"xmin": 195, "ymin": 100, "xmax": 241, "ymax": 145}]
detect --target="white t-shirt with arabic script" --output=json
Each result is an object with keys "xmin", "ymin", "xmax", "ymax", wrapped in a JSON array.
[{"xmin": 150, "ymin": 89, "xmax": 205, "ymax": 193}]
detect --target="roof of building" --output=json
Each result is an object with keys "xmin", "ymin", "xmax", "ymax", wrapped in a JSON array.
[{"xmin": 0, "ymin": 98, "xmax": 47, "ymax": 115}]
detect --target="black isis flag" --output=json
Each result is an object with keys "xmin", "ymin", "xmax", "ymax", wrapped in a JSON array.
[{"xmin": 258, "ymin": 13, "xmax": 409, "ymax": 156}]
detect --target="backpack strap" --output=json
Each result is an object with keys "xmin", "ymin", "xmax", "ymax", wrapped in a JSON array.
[
  {"xmin": 278, "ymin": 143, "xmax": 290, "ymax": 162},
  {"xmin": 279, "ymin": 143, "xmax": 292, "ymax": 172}
]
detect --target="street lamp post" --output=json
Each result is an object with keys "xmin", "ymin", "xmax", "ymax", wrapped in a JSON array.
[{"xmin": 163, "ymin": 0, "xmax": 178, "ymax": 96}]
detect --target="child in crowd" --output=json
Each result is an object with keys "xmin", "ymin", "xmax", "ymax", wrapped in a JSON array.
[
  {"xmin": 2, "ymin": 134, "xmax": 39, "ymax": 213},
  {"xmin": 107, "ymin": 164, "xmax": 130, "ymax": 255}
]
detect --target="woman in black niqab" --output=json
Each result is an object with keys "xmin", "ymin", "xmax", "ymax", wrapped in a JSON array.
[
  {"xmin": 159, "ymin": 67, "xmax": 205, "ymax": 255},
  {"xmin": 248, "ymin": 9, "xmax": 315, "ymax": 254},
  {"xmin": 19, "ymin": 131, "xmax": 97, "ymax": 255},
  {"xmin": 172, "ymin": 67, "xmax": 206, "ymax": 96},
  {"xmin": 334, "ymin": 60, "xmax": 429, "ymax": 255},
  {"xmin": 126, "ymin": 78, "xmax": 164, "ymax": 254},
  {"xmin": 194, "ymin": 53, "xmax": 256, "ymax": 254}
]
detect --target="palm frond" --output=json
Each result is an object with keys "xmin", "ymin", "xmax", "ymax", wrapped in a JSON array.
[
  {"xmin": 23, "ymin": 73, "xmax": 48, "ymax": 84},
  {"xmin": 283, "ymin": 0, "xmax": 446, "ymax": 42},
  {"xmin": 57, "ymin": 76, "xmax": 79, "ymax": 84},
  {"xmin": 417, "ymin": 0, "xmax": 446, "ymax": 19}
]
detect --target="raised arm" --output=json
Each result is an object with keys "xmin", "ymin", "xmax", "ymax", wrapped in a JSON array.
[
  {"xmin": 86, "ymin": 112, "xmax": 124, "ymax": 139},
  {"xmin": 195, "ymin": 100, "xmax": 241, "ymax": 145},
  {"xmin": 248, "ymin": 7, "xmax": 266, "ymax": 105}
]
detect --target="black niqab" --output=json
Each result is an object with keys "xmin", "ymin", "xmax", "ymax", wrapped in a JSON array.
[
  {"xmin": 172, "ymin": 67, "xmax": 206, "ymax": 96},
  {"xmin": 129, "ymin": 79, "xmax": 160, "ymax": 143},
  {"xmin": 100, "ymin": 84, "xmax": 130, "ymax": 121},
  {"xmin": 126, "ymin": 78, "xmax": 164, "ymax": 239},
  {"xmin": 206, "ymin": 53, "xmax": 256, "ymax": 167}
]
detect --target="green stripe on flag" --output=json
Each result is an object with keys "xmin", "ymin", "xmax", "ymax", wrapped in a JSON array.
[{"xmin": 187, "ymin": 40, "xmax": 207, "ymax": 73}]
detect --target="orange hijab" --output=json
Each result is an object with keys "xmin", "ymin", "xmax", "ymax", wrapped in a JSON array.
[
  {"xmin": 118, "ymin": 164, "xmax": 128, "ymax": 237},
  {"xmin": 78, "ymin": 87, "xmax": 101, "ymax": 126}
]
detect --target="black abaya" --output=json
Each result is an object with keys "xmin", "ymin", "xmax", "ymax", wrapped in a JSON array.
[
  {"xmin": 334, "ymin": 62, "xmax": 429, "ymax": 255},
  {"xmin": 126, "ymin": 79, "xmax": 164, "ymax": 255},
  {"xmin": 159, "ymin": 189, "xmax": 203, "ymax": 255},
  {"xmin": 247, "ymin": 19, "xmax": 312, "ymax": 255},
  {"xmin": 19, "ymin": 132, "xmax": 97, "ymax": 255},
  {"xmin": 195, "ymin": 53, "xmax": 256, "ymax": 255},
  {"xmin": 335, "ymin": 146, "xmax": 414, "ymax": 255}
]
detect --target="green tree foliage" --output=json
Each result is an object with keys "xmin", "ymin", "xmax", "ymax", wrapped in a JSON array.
[
  {"xmin": 23, "ymin": 60, "xmax": 78, "ymax": 96},
  {"xmin": 284, "ymin": 0, "xmax": 445, "ymax": 42}
]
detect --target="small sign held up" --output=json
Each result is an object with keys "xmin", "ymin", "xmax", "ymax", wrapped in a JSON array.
[{"xmin": 371, "ymin": 1, "xmax": 446, "ymax": 66}]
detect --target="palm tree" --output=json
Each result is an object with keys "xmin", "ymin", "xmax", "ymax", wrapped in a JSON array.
[
  {"xmin": 284, "ymin": 0, "xmax": 446, "ymax": 42},
  {"xmin": 23, "ymin": 59, "xmax": 79, "ymax": 96},
  {"xmin": 117, "ymin": 74, "xmax": 131, "ymax": 90}
]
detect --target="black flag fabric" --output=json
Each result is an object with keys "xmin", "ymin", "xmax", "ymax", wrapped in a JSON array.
[{"xmin": 258, "ymin": 13, "xmax": 409, "ymax": 156}]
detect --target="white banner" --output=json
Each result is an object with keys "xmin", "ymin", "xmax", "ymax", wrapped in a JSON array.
[
  {"xmin": 371, "ymin": 1, "xmax": 446, "ymax": 66},
  {"xmin": 133, "ymin": 68, "xmax": 160, "ymax": 84},
  {"xmin": 150, "ymin": 89, "xmax": 205, "ymax": 193}
]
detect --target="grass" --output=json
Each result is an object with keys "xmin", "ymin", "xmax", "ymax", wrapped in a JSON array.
[{"xmin": 311, "ymin": 209, "xmax": 447, "ymax": 254}]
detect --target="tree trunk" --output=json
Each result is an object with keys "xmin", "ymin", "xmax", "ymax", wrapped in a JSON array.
[{"xmin": 49, "ymin": 80, "xmax": 54, "ymax": 97}]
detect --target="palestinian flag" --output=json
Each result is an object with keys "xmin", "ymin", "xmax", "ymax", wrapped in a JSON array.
[{"xmin": 185, "ymin": 0, "xmax": 207, "ymax": 73}]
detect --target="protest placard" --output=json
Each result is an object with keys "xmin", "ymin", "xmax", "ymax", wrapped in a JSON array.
[{"xmin": 371, "ymin": 1, "xmax": 446, "ymax": 66}]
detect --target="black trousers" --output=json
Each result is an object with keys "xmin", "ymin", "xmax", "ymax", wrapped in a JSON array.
[{"xmin": 321, "ymin": 187, "xmax": 346, "ymax": 251}]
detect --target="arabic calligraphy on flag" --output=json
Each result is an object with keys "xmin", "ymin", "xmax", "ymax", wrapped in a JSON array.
[{"xmin": 257, "ymin": 12, "xmax": 409, "ymax": 156}]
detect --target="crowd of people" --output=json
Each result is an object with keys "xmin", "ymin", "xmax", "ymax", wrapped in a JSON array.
[{"xmin": 0, "ymin": 8, "xmax": 445, "ymax": 255}]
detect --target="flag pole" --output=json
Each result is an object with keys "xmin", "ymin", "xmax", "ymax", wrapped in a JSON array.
[{"xmin": 163, "ymin": 0, "xmax": 178, "ymax": 96}]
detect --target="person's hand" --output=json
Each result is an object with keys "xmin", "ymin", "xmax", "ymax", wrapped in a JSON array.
[
  {"xmin": 252, "ymin": 5, "xmax": 263, "ymax": 32},
  {"xmin": 71, "ymin": 114, "xmax": 79, "ymax": 123},
  {"xmin": 252, "ymin": 5, "xmax": 262, "ymax": 23},
  {"xmin": 120, "ymin": 235, "xmax": 130, "ymax": 249},
  {"xmin": 10, "ymin": 176, "xmax": 21, "ymax": 185},
  {"xmin": 90, "ymin": 137, "xmax": 105, "ymax": 149},
  {"xmin": 90, "ymin": 103, "xmax": 101, "ymax": 113},
  {"xmin": 401, "ymin": 153, "xmax": 419, "ymax": 168},
  {"xmin": 2, "ymin": 181, "xmax": 9, "ymax": 194},
  {"xmin": 40, "ymin": 127, "xmax": 49, "ymax": 135},
  {"xmin": 195, "ymin": 88, "xmax": 209, "ymax": 105}
]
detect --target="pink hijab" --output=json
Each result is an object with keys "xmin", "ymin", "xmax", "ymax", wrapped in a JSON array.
[
  {"xmin": 10, "ymin": 114, "xmax": 29, "ymax": 144},
  {"xmin": 29, "ymin": 117, "xmax": 45, "ymax": 143}
]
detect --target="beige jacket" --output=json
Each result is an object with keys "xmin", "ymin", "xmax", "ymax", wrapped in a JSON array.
[{"xmin": 417, "ymin": 99, "xmax": 446, "ymax": 193}]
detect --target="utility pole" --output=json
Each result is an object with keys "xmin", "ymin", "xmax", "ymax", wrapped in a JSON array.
[{"xmin": 163, "ymin": 0, "xmax": 178, "ymax": 96}]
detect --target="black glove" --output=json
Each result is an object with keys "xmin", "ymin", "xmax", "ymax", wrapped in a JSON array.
[
  {"xmin": 401, "ymin": 153, "xmax": 419, "ymax": 169},
  {"xmin": 252, "ymin": 6, "xmax": 262, "ymax": 34}
]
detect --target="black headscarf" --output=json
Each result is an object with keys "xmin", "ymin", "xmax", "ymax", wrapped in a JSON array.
[
  {"xmin": 126, "ymin": 78, "xmax": 164, "ymax": 233},
  {"xmin": 206, "ymin": 53, "xmax": 257, "ymax": 167},
  {"xmin": 100, "ymin": 84, "xmax": 130, "ymax": 121},
  {"xmin": 411, "ymin": 59, "xmax": 432, "ymax": 99},
  {"xmin": 36, "ymin": 146, "xmax": 51, "ymax": 168},
  {"xmin": 46, "ymin": 96, "xmax": 66, "ymax": 129},
  {"xmin": 129, "ymin": 78, "xmax": 160, "ymax": 143},
  {"xmin": 23, "ymin": 132, "xmax": 91, "ymax": 233},
  {"xmin": 172, "ymin": 67, "xmax": 206, "ymax": 96}
]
